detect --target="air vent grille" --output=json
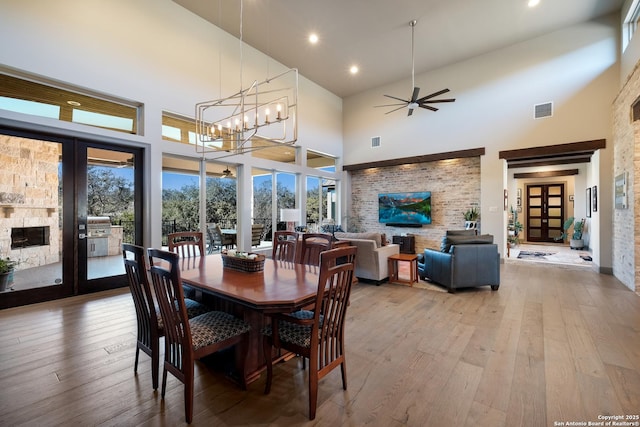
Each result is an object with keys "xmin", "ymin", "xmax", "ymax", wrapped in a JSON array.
[
  {"xmin": 371, "ymin": 136, "xmax": 381, "ymax": 148},
  {"xmin": 534, "ymin": 102, "xmax": 553, "ymax": 119}
]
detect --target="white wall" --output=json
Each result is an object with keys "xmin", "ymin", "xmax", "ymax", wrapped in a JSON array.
[
  {"xmin": 0, "ymin": 0, "xmax": 343, "ymax": 248},
  {"xmin": 343, "ymin": 15, "xmax": 620, "ymax": 268}
]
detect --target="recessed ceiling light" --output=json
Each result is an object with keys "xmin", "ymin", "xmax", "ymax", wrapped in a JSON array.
[
  {"xmin": 528, "ymin": 0, "xmax": 540, "ymax": 7},
  {"xmin": 67, "ymin": 100, "xmax": 81, "ymax": 106},
  {"xmin": 349, "ymin": 65, "xmax": 359, "ymax": 75},
  {"xmin": 308, "ymin": 33, "xmax": 319, "ymax": 44}
]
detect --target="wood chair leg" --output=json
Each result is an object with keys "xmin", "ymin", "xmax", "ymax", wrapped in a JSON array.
[
  {"xmin": 340, "ymin": 361, "xmax": 347, "ymax": 390},
  {"xmin": 185, "ymin": 376, "xmax": 194, "ymax": 424},
  {"xmin": 151, "ymin": 352, "xmax": 159, "ymax": 390},
  {"xmin": 309, "ymin": 369, "xmax": 319, "ymax": 420},
  {"xmin": 263, "ymin": 337, "xmax": 273, "ymax": 394},
  {"xmin": 161, "ymin": 368, "xmax": 168, "ymax": 398},
  {"xmin": 134, "ymin": 346, "xmax": 140, "ymax": 373}
]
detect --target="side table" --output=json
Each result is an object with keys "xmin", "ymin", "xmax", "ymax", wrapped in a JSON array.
[{"xmin": 387, "ymin": 253, "xmax": 419, "ymax": 286}]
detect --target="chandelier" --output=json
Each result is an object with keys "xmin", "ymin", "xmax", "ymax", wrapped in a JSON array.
[{"xmin": 195, "ymin": 0, "xmax": 298, "ymax": 157}]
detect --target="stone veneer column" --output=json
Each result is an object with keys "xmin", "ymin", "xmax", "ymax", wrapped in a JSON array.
[{"xmin": 612, "ymin": 61, "xmax": 640, "ymax": 292}]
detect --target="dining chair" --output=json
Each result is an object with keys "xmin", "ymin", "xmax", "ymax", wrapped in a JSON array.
[
  {"xmin": 147, "ymin": 248, "xmax": 251, "ymax": 424},
  {"xmin": 299, "ymin": 233, "xmax": 333, "ymax": 266},
  {"xmin": 168, "ymin": 231, "xmax": 206, "ymax": 299},
  {"xmin": 272, "ymin": 230, "xmax": 298, "ymax": 262},
  {"xmin": 122, "ymin": 244, "xmax": 213, "ymax": 391},
  {"xmin": 167, "ymin": 231, "xmax": 205, "ymax": 258},
  {"xmin": 263, "ymin": 246, "xmax": 357, "ymax": 420}
]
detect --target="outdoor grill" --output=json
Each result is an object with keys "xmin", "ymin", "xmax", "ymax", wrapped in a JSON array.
[
  {"xmin": 87, "ymin": 216, "xmax": 111, "ymax": 257},
  {"xmin": 87, "ymin": 216, "xmax": 112, "ymax": 237}
]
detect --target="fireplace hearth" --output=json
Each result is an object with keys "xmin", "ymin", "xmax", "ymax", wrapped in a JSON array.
[{"xmin": 11, "ymin": 226, "xmax": 50, "ymax": 249}]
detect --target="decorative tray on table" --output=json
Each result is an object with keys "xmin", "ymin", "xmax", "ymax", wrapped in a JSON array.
[{"xmin": 221, "ymin": 250, "xmax": 266, "ymax": 272}]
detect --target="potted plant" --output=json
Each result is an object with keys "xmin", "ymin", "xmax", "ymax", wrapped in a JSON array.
[
  {"xmin": 0, "ymin": 257, "xmax": 18, "ymax": 292},
  {"xmin": 463, "ymin": 207, "xmax": 480, "ymax": 230},
  {"xmin": 507, "ymin": 205, "xmax": 523, "ymax": 246},
  {"xmin": 556, "ymin": 217, "xmax": 585, "ymax": 249}
]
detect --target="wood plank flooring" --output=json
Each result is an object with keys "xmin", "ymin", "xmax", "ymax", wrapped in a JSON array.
[{"xmin": 1, "ymin": 262, "xmax": 639, "ymax": 426}]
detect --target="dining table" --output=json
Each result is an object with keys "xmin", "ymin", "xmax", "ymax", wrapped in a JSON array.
[{"xmin": 178, "ymin": 254, "xmax": 321, "ymax": 384}]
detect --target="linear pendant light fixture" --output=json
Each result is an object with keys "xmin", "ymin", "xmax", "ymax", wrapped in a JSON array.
[{"xmin": 195, "ymin": 0, "xmax": 298, "ymax": 157}]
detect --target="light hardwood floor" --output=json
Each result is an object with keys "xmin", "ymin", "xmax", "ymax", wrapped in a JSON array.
[{"xmin": 1, "ymin": 262, "xmax": 639, "ymax": 426}]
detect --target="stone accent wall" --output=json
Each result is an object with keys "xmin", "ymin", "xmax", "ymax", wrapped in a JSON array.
[
  {"xmin": 348, "ymin": 157, "xmax": 481, "ymax": 252},
  {"xmin": 0, "ymin": 135, "xmax": 60, "ymax": 270},
  {"xmin": 612, "ymin": 61, "xmax": 640, "ymax": 292}
]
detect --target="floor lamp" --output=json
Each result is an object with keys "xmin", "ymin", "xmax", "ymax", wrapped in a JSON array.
[{"xmin": 280, "ymin": 209, "xmax": 300, "ymax": 232}]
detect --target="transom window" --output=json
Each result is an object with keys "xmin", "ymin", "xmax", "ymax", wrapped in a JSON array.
[{"xmin": 0, "ymin": 73, "xmax": 140, "ymax": 134}]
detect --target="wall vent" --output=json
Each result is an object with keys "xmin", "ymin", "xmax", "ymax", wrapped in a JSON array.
[
  {"xmin": 534, "ymin": 102, "xmax": 553, "ymax": 119},
  {"xmin": 371, "ymin": 136, "xmax": 381, "ymax": 148}
]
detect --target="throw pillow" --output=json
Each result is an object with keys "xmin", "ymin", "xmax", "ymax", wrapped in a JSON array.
[{"xmin": 380, "ymin": 233, "xmax": 387, "ymax": 246}]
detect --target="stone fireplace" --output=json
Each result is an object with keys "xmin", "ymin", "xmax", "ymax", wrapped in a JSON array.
[{"xmin": 11, "ymin": 226, "xmax": 51, "ymax": 249}]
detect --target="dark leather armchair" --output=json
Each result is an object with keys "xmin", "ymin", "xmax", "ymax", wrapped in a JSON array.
[{"xmin": 417, "ymin": 231, "xmax": 500, "ymax": 293}]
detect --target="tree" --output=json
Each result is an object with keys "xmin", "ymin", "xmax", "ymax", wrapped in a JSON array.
[{"xmin": 87, "ymin": 166, "xmax": 133, "ymax": 221}]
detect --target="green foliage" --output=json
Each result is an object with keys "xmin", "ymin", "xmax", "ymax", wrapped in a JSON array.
[
  {"xmin": 507, "ymin": 205, "xmax": 523, "ymax": 246},
  {"xmin": 0, "ymin": 258, "xmax": 17, "ymax": 274},
  {"xmin": 555, "ymin": 216, "xmax": 584, "ymax": 242},
  {"xmin": 87, "ymin": 166, "xmax": 134, "ymax": 219},
  {"xmin": 464, "ymin": 207, "xmax": 479, "ymax": 221}
]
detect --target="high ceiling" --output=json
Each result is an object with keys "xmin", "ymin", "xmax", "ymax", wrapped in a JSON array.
[{"xmin": 173, "ymin": 0, "xmax": 624, "ymax": 98}]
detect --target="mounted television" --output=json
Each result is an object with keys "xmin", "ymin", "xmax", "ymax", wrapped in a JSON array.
[{"xmin": 378, "ymin": 191, "xmax": 432, "ymax": 226}]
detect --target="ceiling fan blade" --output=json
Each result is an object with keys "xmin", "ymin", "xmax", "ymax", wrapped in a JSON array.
[
  {"xmin": 383, "ymin": 94, "xmax": 410, "ymax": 103},
  {"xmin": 420, "ymin": 98, "xmax": 456, "ymax": 104},
  {"xmin": 416, "ymin": 88, "xmax": 451, "ymax": 103},
  {"xmin": 410, "ymin": 87, "xmax": 420, "ymax": 103},
  {"xmin": 374, "ymin": 103, "xmax": 408, "ymax": 108},
  {"xmin": 420, "ymin": 104, "xmax": 439, "ymax": 112},
  {"xmin": 385, "ymin": 105, "xmax": 409, "ymax": 114}
]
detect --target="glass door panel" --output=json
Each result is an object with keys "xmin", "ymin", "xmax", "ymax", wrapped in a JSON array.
[
  {"xmin": 79, "ymin": 143, "xmax": 142, "ymax": 293},
  {"xmin": 85, "ymin": 147, "xmax": 135, "ymax": 281},
  {"xmin": 0, "ymin": 136, "xmax": 67, "ymax": 302}
]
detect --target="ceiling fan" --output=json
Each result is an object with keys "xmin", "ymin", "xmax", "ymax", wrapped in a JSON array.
[
  {"xmin": 221, "ymin": 167, "xmax": 233, "ymax": 178},
  {"xmin": 375, "ymin": 20, "xmax": 455, "ymax": 116}
]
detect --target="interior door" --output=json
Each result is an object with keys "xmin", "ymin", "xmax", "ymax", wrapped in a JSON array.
[{"xmin": 526, "ymin": 184, "xmax": 564, "ymax": 242}]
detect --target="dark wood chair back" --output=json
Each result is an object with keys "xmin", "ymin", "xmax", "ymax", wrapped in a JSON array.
[
  {"xmin": 300, "ymin": 233, "xmax": 333, "ymax": 266},
  {"xmin": 167, "ymin": 231, "xmax": 204, "ymax": 258},
  {"xmin": 272, "ymin": 230, "xmax": 298, "ymax": 262},
  {"xmin": 122, "ymin": 243, "xmax": 162, "ymax": 390},
  {"xmin": 263, "ymin": 246, "xmax": 357, "ymax": 420},
  {"xmin": 147, "ymin": 247, "xmax": 250, "ymax": 423}
]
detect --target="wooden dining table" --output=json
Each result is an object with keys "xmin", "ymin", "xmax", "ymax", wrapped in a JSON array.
[{"xmin": 178, "ymin": 254, "xmax": 321, "ymax": 384}]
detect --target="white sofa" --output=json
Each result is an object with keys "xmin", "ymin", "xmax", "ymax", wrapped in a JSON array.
[{"xmin": 334, "ymin": 232, "xmax": 400, "ymax": 283}]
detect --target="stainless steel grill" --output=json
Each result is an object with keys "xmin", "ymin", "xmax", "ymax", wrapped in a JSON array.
[
  {"xmin": 87, "ymin": 216, "xmax": 111, "ymax": 237},
  {"xmin": 87, "ymin": 216, "xmax": 111, "ymax": 257}
]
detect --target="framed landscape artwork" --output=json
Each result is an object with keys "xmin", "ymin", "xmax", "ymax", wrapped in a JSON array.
[
  {"xmin": 592, "ymin": 185, "xmax": 597, "ymax": 212},
  {"xmin": 586, "ymin": 187, "xmax": 591, "ymax": 218}
]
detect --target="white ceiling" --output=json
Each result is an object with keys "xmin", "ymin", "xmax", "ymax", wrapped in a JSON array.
[{"xmin": 173, "ymin": 0, "xmax": 624, "ymax": 98}]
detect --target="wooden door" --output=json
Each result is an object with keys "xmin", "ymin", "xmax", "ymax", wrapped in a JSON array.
[{"xmin": 526, "ymin": 184, "xmax": 564, "ymax": 242}]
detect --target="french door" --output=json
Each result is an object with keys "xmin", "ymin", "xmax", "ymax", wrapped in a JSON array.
[
  {"xmin": 526, "ymin": 184, "xmax": 564, "ymax": 243},
  {"xmin": 0, "ymin": 128, "xmax": 143, "ymax": 309}
]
